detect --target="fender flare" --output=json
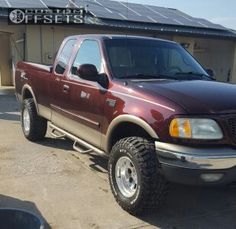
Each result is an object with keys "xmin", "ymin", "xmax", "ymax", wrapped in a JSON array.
[
  {"xmin": 21, "ymin": 84, "xmax": 39, "ymax": 113},
  {"xmin": 105, "ymin": 114, "xmax": 159, "ymax": 152}
]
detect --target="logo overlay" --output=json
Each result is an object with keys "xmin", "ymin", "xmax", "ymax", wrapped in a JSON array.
[{"xmin": 8, "ymin": 8, "xmax": 85, "ymax": 25}]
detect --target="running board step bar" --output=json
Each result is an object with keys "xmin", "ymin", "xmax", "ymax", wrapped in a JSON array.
[
  {"xmin": 73, "ymin": 142, "xmax": 93, "ymax": 154},
  {"xmin": 49, "ymin": 123, "xmax": 106, "ymax": 156},
  {"xmin": 51, "ymin": 128, "xmax": 66, "ymax": 139}
]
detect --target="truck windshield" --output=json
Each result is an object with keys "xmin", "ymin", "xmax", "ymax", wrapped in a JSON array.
[{"xmin": 104, "ymin": 38, "xmax": 208, "ymax": 80}]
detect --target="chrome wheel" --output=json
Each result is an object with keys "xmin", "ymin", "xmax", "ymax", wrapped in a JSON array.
[
  {"xmin": 115, "ymin": 156, "xmax": 138, "ymax": 198},
  {"xmin": 23, "ymin": 108, "xmax": 30, "ymax": 132}
]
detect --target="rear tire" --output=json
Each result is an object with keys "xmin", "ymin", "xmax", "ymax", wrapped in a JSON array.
[
  {"xmin": 21, "ymin": 98, "xmax": 47, "ymax": 141},
  {"xmin": 108, "ymin": 137, "xmax": 168, "ymax": 215}
]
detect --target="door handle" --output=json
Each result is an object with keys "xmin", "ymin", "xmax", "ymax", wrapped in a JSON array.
[{"xmin": 63, "ymin": 84, "xmax": 70, "ymax": 94}]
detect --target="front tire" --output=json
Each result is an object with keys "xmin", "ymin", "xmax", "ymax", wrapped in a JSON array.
[
  {"xmin": 108, "ymin": 137, "xmax": 168, "ymax": 215},
  {"xmin": 21, "ymin": 98, "xmax": 47, "ymax": 141}
]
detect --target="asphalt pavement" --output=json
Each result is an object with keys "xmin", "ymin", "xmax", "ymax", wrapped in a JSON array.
[{"xmin": 0, "ymin": 91, "xmax": 236, "ymax": 229}]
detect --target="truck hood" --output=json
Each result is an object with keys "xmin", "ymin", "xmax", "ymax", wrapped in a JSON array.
[{"xmin": 132, "ymin": 80, "xmax": 236, "ymax": 114}]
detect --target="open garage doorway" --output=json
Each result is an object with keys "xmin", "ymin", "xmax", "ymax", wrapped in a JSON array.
[{"xmin": 0, "ymin": 33, "xmax": 12, "ymax": 86}]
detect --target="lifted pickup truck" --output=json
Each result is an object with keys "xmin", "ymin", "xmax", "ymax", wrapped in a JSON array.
[{"xmin": 15, "ymin": 35, "xmax": 236, "ymax": 215}]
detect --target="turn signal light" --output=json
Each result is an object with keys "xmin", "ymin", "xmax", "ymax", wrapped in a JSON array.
[{"xmin": 169, "ymin": 118, "xmax": 192, "ymax": 138}]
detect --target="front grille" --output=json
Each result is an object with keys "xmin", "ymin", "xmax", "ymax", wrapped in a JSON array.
[{"xmin": 227, "ymin": 117, "xmax": 236, "ymax": 143}]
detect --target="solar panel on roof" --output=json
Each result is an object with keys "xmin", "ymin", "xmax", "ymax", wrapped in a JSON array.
[
  {"xmin": 0, "ymin": 0, "xmax": 226, "ymax": 30},
  {"xmin": 0, "ymin": 0, "xmax": 9, "ymax": 7},
  {"xmin": 78, "ymin": 0, "xmax": 126, "ymax": 20},
  {"xmin": 196, "ymin": 18, "xmax": 225, "ymax": 29},
  {"xmin": 83, "ymin": 1, "xmax": 115, "ymax": 16},
  {"xmin": 42, "ymin": 0, "xmax": 67, "ymax": 8},
  {"xmin": 8, "ymin": 0, "xmax": 47, "ymax": 8},
  {"xmin": 48, "ymin": 0, "xmax": 230, "ymax": 30},
  {"xmin": 91, "ymin": 0, "xmax": 156, "ymax": 23},
  {"xmin": 121, "ymin": 2, "xmax": 157, "ymax": 19},
  {"xmin": 158, "ymin": 10, "xmax": 199, "ymax": 27},
  {"xmin": 128, "ymin": 4, "xmax": 224, "ymax": 30},
  {"xmin": 173, "ymin": 9, "xmax": 193, "ymax": 20},
  {"xmin": 78, "ymin": 0, "xmax": 143, "ymax": 22}
]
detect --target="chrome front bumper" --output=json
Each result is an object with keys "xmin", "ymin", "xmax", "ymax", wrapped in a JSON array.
[{"xmin": 155, "ymin": 142, "xmax": 236, "ymax": 170}]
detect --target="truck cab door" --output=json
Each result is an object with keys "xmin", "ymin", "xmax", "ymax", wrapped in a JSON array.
[{"xmin": 60, "ymin": 39, "xmax": 107, "ymax": 148}]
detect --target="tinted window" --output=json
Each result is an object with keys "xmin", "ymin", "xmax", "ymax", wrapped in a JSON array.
[
  {"xmin": 71, "ymin": 40, "xmax": 102, "ymax": 75},
  {"xmin": 104, "ymin": 39, "xmax": 206, "ymax": 79},
  {"xmin": 167, "ymin": 49, "xmax": 195, "ymax": 73},
  {"xmin": 55, "ymin": 39, "xmax": 76, "ymax": 75}
]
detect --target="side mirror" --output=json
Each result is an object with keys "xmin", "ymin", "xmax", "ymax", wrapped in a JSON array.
[
  {"xmin": 77, "ymin": 64, "xmax": 98, "ymax": 81},
  {"xmin": 77, "ymin": 64, "xmax": 109, "ymax": 89},
  {"xmin": 206, "ymin": 69, "xmax": 215, "ymax": 78},
  {"xmin": 98, "ymin": 73, "xmax": 109, "ymax": 89}
]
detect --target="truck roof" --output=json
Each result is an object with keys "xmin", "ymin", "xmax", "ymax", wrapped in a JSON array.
[{"xmin": 66, "ymin": 34, "xmax": 176, "ymax": 44}]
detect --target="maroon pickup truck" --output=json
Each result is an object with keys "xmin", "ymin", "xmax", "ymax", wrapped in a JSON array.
[{"xmin": 15, "ymin": 35, "xmax": 236, "ymax": 215}]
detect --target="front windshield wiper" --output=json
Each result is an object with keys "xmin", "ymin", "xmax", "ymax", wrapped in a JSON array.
[
  {"xmin": 119, "ymin": 72, "xmax": 213, "ymax": 81},
  {"xmin": 174, "ymin": 72, "xmax": 213, "ymax": 80},
  {"xmin": 119, "ymin": 73, "xmax": 178, "ymax": 80}
]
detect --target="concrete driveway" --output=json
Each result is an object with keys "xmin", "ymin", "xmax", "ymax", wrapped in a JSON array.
[{"xmin": 0, "ymin": 92, "xmax": 236, "ymax": 229}]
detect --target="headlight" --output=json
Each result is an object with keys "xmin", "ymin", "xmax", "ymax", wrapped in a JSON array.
[{"xmin": 169, "ymin": 118, "xmax": 223, "ymax": 140}]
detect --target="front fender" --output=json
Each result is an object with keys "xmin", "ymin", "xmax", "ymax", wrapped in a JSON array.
[{"xmin": 104, "ymin": 114, "xmax": 159, "ymax": 153}]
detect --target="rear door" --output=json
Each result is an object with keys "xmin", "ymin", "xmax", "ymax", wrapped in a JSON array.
[{"xmin": 60, "ymin": 39, "xmax": 106, "ymax": 148}]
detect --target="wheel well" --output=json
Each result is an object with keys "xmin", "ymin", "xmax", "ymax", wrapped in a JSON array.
[
  {"xmin": 108, "ymin": 122, "xmax": 152, "ymax": 152},
  {"xmin": 23, "ymin": 88, "xmax": 33, "ymax": 100}
]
